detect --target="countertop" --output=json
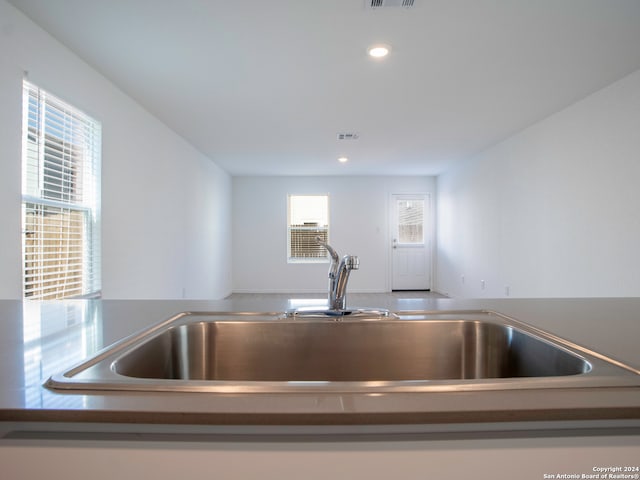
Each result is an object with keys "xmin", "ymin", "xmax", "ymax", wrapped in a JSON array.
[{"xmin": 1, "ymin": 296, "xmax": 640, "ymax": 436}]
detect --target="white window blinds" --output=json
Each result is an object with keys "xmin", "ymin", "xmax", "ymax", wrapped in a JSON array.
[
  {"xmin": 396, "ymin": 198, "xmax": 424, "ymax": 244},
  {"xmin": 287, "ymin": 195, "xmax": 329, "ymax": 261},
  {"xmin": 21, "ymin": 80, "xmax": 101, "ymax": 300}
]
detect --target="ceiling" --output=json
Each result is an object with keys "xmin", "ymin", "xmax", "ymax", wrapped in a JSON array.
[{"xmin": 8, "ymin": 0, "xmax": 640, "ymax": 176}]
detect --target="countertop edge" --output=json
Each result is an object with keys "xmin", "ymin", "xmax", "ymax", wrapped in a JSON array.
[{"xmin": 3, "ymin": 405, "xmax": 640, "ymax": 426}]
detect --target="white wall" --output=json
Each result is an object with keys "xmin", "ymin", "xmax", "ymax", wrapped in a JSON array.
[
  {"xmin": 436, "ymin": 68, "xmax": 640, "ymax": 298},
  {"xmin": 233, "ymin": 176, "xmax": 435, "ymax": 293},
  {"xmin": 0, "ymin": 1, "xmax": 232, "ymax": 299}
]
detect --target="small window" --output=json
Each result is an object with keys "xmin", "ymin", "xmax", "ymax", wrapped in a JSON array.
[
  {"xmin": 287, "ymin": 195, "xmax": 329, "ymax": 262},
  {"xmin": 21, "ymin": 80, "xmax": 101, "ymax": 299},
  {"xmin": 396, "ymin": 198, "xmax": 424, "ymax": 245}
]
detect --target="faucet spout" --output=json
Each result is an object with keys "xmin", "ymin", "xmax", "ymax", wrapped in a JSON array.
[
  {"xmin": 315, "ymin": 236, "xmax": 339, "ymax": 279},
  {"xmin": 315, "ymin": 237, "xmax": 359, "ymax": 311}
]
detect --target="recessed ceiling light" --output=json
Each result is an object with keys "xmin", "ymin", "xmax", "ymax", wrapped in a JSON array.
[
  {"xmin": 338, "ymin": 156, "xmax": 349, "ymax": 163},
  {"xmin": 367, "ymin": 44, "xmax": 391, "ymax": 58}
]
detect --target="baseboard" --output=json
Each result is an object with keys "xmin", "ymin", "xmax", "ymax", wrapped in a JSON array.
[{"xmin": 231, "ymin": 289, "xmax": 389, "ymax": 295}]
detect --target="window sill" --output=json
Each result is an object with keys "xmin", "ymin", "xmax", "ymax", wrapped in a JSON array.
[{"xmin": 287, "ymin": 258, "xmax": 329, "ymax": 264}]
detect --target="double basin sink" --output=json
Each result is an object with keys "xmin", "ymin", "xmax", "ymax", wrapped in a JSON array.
[{"xmin": 47, "ymin": 310, "xmax": 640, "ymax": 393}]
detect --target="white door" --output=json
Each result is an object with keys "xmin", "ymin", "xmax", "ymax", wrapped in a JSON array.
[{"xmin": 390, "ymin": 194, "xmax": 431, "ymax": 291}]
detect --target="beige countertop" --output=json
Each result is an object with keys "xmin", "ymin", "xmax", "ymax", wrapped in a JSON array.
[{"xmin": 1, "ymin": 296, "xmax": 639, "ymax": 435}]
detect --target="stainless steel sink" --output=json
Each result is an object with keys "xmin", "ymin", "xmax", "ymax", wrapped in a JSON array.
[
  {"xmin": 46, "ymin": 310, "xmax": 640, "ymax": 393},
  {"xmin": 113, "ymin": 320, "xmax": 587, "ymax": 381}
]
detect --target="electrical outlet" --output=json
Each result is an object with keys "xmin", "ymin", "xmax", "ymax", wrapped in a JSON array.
[
  {"xmin": 480, "ymin": 280, "xmax": 485, "ymax": 290},
  {"xmin": 504, "ymin": 285, "xmax": 510, "ymax": 296}
]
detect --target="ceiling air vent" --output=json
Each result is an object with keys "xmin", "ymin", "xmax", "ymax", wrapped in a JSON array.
[
  {"xmin": 337, "ymin": 132, "xmax": 360, "ymax": 140},
  {"xmin": 368, "ymin": 0, "xmax": 415, "ymax": 8}
]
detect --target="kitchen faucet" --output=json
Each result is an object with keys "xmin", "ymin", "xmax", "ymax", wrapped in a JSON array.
[
  {"xmin": 315, "ymin": 236, "xmax": 359, "ymax": 311},
  {"xmin": 284, "ymin": 237, "xmax": 390, "ymax": 319}
]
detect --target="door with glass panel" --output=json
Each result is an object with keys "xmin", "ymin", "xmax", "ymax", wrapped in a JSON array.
[{"xmin": 390, "ymin": 194, "xmax": 430, "ymax": 290}]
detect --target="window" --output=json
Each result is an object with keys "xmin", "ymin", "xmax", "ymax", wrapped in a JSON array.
[
  {"xmin": 21, "ymin": 80, "xmax": 101, "ymax": 299},
  {"xmin": 287, "ymin": 195, "xmax": 329, "ymax": 262},
  {"xmin": 396, "ymin": 198, "xmax": 424, "ymax": 244}
]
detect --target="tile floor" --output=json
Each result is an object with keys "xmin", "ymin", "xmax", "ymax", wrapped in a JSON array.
[{"xmin": 225, "ymin": 291, "xmax": 448, "ymax": 312}]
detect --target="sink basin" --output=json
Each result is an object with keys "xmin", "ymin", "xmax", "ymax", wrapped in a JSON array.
[
  {"xmin": 113, "ymin": 320, "xmax": 587, "ymax": 382},
  {"xmin": 47, "ymin": 310, "xmax": 640, "ymax": 393}
]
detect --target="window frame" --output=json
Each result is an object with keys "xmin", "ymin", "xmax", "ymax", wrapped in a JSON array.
[
  {"xmin": 395, "ymin": 197, "xmax": 425, "ymax": 246},
  {"xmin": 21, "ymin": 80, "xmax": 102, "ymax": 300}
]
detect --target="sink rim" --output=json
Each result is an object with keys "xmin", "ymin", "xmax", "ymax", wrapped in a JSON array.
[{"xmin": 45, "ymin": 309, "xmax": 640, "ymax": 394}]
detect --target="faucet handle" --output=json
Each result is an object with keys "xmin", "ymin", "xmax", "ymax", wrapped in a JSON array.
[{"xmin": 345, "ymin": 255, "xmax": 359, "ymax": 270}]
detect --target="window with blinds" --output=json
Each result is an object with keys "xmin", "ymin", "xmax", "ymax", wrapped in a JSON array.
[
  {"xmin": 21, "ymin": 80, "xmax": 101, "ymax": 300},
  {"xmin": 287, "ymin": 195, "xmax": 329, "ymax": 262},
  {"xmin": 396, "ymin": 198, "xmax": 424, "ymax": 244}
]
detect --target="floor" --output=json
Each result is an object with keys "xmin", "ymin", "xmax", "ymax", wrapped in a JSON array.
[
  {"xmin": 225, "ymin": 291, "xmax": 448, "ymax": 312},
  {"xmin": 227, "ymin": 291, "xmax": 446, "ymax": 301}
]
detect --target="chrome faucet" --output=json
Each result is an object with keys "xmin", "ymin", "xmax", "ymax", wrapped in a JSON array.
[{"xmin": 315, "ymin": 236, "xmax": 359, "ymax": 311}]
